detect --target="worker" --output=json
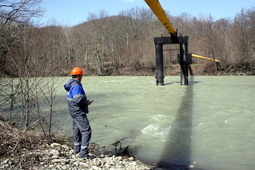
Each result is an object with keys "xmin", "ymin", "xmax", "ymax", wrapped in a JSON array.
[{"xmin": 64, "ymin": 67, "xmax": 93, "ymax": 159}]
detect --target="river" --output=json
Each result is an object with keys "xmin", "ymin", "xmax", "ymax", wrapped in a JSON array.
[
  {"xmin": 55, "ymin": 76, "xmax": 255, "ymax": 169},
  {"xmin": 3, "ymin": 76, "xmax": 255, "ymax": 169}
]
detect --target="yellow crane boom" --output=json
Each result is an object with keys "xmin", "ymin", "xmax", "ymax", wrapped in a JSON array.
[
  {"xmin": 144, "ymin": 0, "xmax": 177, "ymax": 37},
  {"xmin": 192, "ymin": 54, "xmax": 220, "ymax": 63}
]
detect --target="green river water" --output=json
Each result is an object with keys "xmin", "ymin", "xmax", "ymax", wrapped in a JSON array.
[{"xmin": 3, "ymin": 76, "xmax": 255, "ymax": 169}]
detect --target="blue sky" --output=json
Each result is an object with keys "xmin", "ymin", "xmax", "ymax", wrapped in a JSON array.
[{"xmin": 37, "ymin": 0, "xmax": 255, "ymax": 26}]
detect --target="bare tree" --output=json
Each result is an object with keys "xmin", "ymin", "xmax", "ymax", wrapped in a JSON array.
[
  {"xmin": 0, "ymin": 0, "xmax": 43, "ymax": 25},
  {"xmin": 234, "ymin": 7, "xmax": 255, "ymax": 64},
  {"xmin": 0, "ymin": 0, "xmax": 43, "ymax": 74}
]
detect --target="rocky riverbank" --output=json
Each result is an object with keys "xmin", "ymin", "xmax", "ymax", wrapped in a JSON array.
[
  {"xmin": 0, "ymin": 142, "xmax": 154, "ymax": 170},
  {"xmin": 0, "ymin": 119, "xmax": 158, "ymax": 170}
]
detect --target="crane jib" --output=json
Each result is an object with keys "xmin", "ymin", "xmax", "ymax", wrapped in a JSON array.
[{"xmin": 144, "ymin": 0, "xmax": 177, "ymax": 36}]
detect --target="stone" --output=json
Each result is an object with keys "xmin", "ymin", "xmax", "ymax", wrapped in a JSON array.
[
  {"xmin": 49, "ymin": 149, "xmax": 59, "ymax": 156},
  {"xmin": 51, "ymin": 158, "xmax": 67, "ymax": 163},
  {"xmin": 129, "ymin": 157, "xmax": 135, "ymax": 161},
  {"xmin": 61, "ymin": 145, "xmax": 69, "ymax": 150},
  {"xmin": 61, "ymin": 165, "xmax": 68, "ymax": 169},
  {"xmin": 117, "ymin": 156, "xmax": 123, "ymax": 161},
  {"xmin": 0, "ymin": 141, "xmax": 153, "ymax": 170},
  {"xmin": 50, "ymin": 143, "xmax": 61, "ymax": 147}
]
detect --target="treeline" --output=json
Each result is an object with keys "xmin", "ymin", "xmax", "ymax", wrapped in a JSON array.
[
  {"xmin": 1, "ymin": 1, "xmax": 255, "ymax": 77},
  {"xmin": 0, "ymin": 0, "xmax": 255, "ymax": 136}
]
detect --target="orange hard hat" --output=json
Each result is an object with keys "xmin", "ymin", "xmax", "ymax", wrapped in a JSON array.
[{"xmin": 70, "ymin": 67, "xmax": 84, "ymax": 75}]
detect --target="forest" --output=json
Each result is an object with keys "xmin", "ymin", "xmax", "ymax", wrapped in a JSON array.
[{"xmin": 1, "ymin": 0, "xmax": 255, "ymax": 78}]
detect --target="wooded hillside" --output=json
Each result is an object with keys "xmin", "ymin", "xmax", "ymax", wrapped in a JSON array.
[{"xmin": 1, "ymin": 1, "xmax": 255, "ymax": 77}]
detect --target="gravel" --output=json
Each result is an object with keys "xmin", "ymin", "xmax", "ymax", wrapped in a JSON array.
[{"xmin": 0, "ymin": 143, "xmax": 154, "ymax": 170}]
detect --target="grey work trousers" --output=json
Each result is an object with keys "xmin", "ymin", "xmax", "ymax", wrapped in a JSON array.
[{"xmin": 72, "ymin": 113, "xmax": 91, "ymax": 158}]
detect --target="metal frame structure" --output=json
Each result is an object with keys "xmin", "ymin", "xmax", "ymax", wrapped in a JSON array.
[
  {"xmin": 154, "ymin": 36, "xmax": 191, "ymax": 86},
  {"xmin": 145, "ymin": 0, "xmax": 219, "ymax": 86},
  {"xmin": 144, "ymin": 0, "xmax": 191, "ymax": 85}
]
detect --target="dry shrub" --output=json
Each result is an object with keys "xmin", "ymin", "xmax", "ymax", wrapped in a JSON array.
[{"xmin": 0, "ymin": 120, "xmax": 48, "ymax": 158}]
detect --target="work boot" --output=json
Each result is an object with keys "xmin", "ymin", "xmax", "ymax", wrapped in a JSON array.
[
  {"xmin": 79, "ymin": 152, "xmax": 95, "ymax": 159},
  {"xmin": 79, "ymin": 147, "xmax": 89, "ymax": 158},
  {"xmin": 84, "ymin": 155, "xmax": 94, "ymax": 160}
]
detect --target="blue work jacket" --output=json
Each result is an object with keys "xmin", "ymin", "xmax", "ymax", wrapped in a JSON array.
[{"xmin": 64, "ymin": 79, "xmax": 89, "ymax": 117}]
